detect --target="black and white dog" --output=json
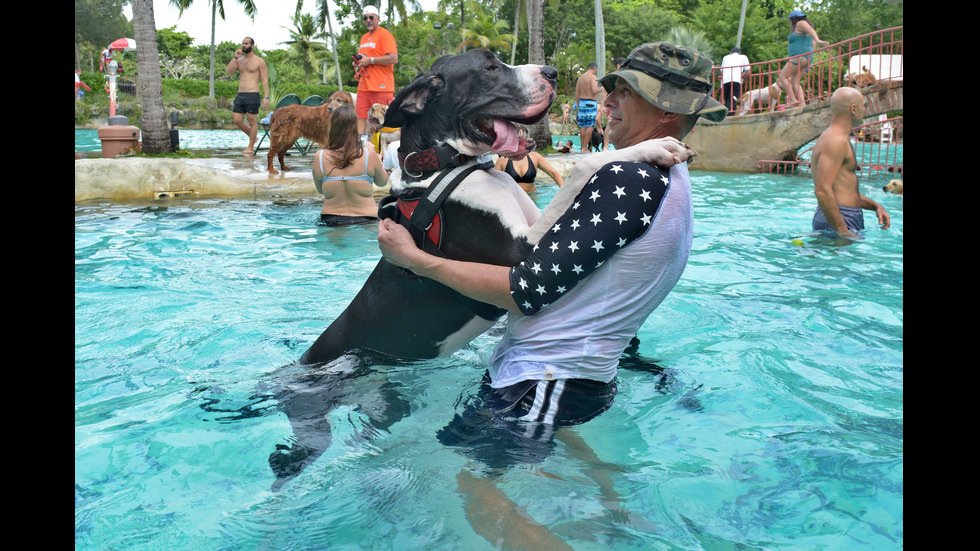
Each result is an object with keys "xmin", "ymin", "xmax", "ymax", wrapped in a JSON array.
[{"xmin": 267, "ymin": 50, "xmax": 692, "ymax": 489}]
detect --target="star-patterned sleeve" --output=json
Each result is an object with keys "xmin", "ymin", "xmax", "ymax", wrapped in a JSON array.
[{"xmin": 509, "ymin": 161, "xmax": 671, "ymax": 315}]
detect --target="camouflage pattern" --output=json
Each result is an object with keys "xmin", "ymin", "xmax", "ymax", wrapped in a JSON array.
[{"xmin": 600, "ymin": 42, "xmax": 728, "ymax": 123}]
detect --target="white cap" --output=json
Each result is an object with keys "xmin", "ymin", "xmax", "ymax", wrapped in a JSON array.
[{"xmin": 362, "ymin": 5, "xmax": 380, "ymax": 18}]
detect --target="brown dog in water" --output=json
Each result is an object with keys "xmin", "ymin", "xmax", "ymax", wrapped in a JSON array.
[
  {"xmin": 267, "ymin": 90, "xmax": 355, "ymax": 174},
  {"xmin": 882, "ymin": 179, "xmax": 903, "ymax": 196}
]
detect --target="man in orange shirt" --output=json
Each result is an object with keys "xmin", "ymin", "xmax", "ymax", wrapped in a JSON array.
[{"xmin": 354, "ymin": 5, "xmax": 398, "ymax": 136}]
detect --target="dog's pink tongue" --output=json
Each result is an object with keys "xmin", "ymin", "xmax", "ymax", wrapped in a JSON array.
[{"xmin": 491, "ymin": 118, "xmax": 520, "ymax": 154}]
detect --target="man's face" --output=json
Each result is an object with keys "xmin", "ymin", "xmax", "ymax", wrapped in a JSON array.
[
  {"xmin": 362, "ymin": 13, "xmax": 378, "ymax": 31},
  {"xmin": 241, "ymin": 39, "xmax": 253, "ymax": 54},
  {"xmin": 603, "ymin": 79, "xmax": 668, "ymax": 148}
]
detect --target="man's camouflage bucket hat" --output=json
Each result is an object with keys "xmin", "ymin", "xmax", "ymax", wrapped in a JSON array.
[{"xmin": 599, "ymin": 42, "xmax": 728, "ymax": 123}]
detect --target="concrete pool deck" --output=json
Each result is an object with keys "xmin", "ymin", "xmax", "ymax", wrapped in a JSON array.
[{"xmin": 74, "ymin": 149, "xmax": 584, "ymax": 203}]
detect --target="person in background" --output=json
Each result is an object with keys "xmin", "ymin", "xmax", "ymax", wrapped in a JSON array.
[
  {"xmin": 355, "ymin": 5, "xmax": 398, "ymax": 137},
  {"xmin": 225, "ymin": 37, "xmax": 270, "ymax": 156},
  {"xmin": 720, "ymin": 47, "xmax": 750, "ymax": 112},
  {"xmin": 312, "ymin": 106, "xmax": 388, "ymax": 226},
  {"xmin": 810, "ymin": 87, "xmax": 890, "ymax": 239},
  {"xmin": 493, "ymin": 124, "xmax": 565, "ymax": 194},
  {"xmin": 76, "ymin": 69, "xmax": 91, "ymax": 101},
  {"xmin": 381, "ymin": 129, "xmax": 401, "ymax": 175},
  {"xmin": 777, "ymin": 9, "xmax": 829, "ymax": 109}
]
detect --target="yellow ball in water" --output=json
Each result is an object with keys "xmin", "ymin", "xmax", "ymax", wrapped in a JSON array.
[{"xmin": 792, "ymin": 239, "xmax": 805, "ymax": 247}]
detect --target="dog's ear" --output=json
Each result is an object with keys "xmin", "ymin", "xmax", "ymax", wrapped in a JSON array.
[{"xmin": 383, "ymin": 73, "xmax": 445, "ymax": 128}]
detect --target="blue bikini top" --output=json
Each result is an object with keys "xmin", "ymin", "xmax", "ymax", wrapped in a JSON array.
[{"xmin": 319, "ymin": 149, "xmax": 375, "ymax": 185}]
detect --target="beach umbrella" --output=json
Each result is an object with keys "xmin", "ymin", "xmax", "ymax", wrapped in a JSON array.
[{"xmin": 109, "ymin": 38, "xmax": 137, "ymax": 52}]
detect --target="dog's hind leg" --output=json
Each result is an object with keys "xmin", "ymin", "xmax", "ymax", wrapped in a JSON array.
[{"xmin": 268, "ymin": 147, "xmax": 279, "ymax": 174}]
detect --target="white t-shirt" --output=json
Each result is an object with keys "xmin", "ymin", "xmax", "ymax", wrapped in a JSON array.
[
  {"xmin": 720, "ymin": 53, "xmax": 750, "ymax": 84},
  {"xmin": 382, "ymin": 140, "xmax": 400, "ymax": 171}
]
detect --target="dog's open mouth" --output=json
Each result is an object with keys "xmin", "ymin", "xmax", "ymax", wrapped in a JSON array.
[{"xmin": 475, "ymin": 117, "xmax": 537, "ymax": 160}]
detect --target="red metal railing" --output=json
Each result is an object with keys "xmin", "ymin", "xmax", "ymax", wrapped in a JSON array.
[
  {"xmin": 713, "ymin": 26, "xmax": 903, "ymax": 116},
  {"xmin": 757, "ymin": 116, "xmax": 903, "ymax": 176}
]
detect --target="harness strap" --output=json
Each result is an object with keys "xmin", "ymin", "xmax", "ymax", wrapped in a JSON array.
[{"xmin": 377, "ymin": 158, "xmax": 505, "ymax": 321}]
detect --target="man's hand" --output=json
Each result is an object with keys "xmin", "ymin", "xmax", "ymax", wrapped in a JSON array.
[{"xmin": 377, "ymin": 219, "xmax": 426, "ymax": 272}]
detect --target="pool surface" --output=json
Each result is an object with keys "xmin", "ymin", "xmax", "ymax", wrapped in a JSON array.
[{"xmin": 75, "ymin": 169, "xmax": 903, "ymax": 549}]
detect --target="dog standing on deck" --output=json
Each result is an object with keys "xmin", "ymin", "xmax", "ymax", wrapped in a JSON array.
[
  {"xmin": 738, "ymin": 83, "xmax": 780, "ymax": 115},
  {"xmin": 266, "ymin": 90, "xmax": 354, "ymax": 174}
]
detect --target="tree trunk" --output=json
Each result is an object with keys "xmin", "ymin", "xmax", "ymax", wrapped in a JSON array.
[
  {"xmin": 526, "ymin": 0, "xmax": 551, "ymax": 150},
  {"xmin": 131, "ymin": 0, "xmax": 171, "ymax": 154},
  {"xmin": 323, "ymin": 0, "xmax": 343, "ymax": 90},
  {"xmin": 594, "ymin": 0, "xmax": 605, "ymax": 78},
  {"xmin": 510, "ymin": 0, "xmax": 521, "ymax": 66},
  {"xmin": 209, "ymin": 2, "xmax": 217, "ymax": 99}
]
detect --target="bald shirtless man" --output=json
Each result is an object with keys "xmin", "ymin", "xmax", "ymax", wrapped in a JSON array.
[
  {"xmin": 811, "ymin": 87, "xmax": 890, "ymax": 238},
  {"xmin": 226, "ymin": 37, "xmax": 270, "ymax": 156}
]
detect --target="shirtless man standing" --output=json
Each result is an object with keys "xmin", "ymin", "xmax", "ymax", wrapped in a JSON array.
[
  {"xmin": 225, "ymin": 37, "xmax": 270, "ymax": 156},
  {"xmin": 574, "ymin": 62, "xmax": 604, "ymax": 153},
  {"xmin": 811, "ymin": 87, "xmax": 890, "ymax": 238}
]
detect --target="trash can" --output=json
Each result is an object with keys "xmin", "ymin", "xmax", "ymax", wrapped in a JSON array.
[{"xmin": 98, "ymin": 125, "xmax": 141, "ymax": 158}]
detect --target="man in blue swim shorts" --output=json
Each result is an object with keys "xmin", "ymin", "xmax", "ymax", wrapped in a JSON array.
[
  {"xmin": 379, "ymin": 41, "xmax": 727, "ymax": 548},
  {"xmin": 574, "ymin": 61, "xmax": 604, "ymax": 152},
  {"xmin": 811, "ymin": 87, "xmax": 890, "ymax": 238}
]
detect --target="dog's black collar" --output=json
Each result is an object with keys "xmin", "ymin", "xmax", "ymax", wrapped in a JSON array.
[{"xmin": 399, "ymin": 143, "xmax": 489, "ymax": 179}]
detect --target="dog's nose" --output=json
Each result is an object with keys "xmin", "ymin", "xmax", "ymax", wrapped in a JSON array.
[{"xmin": 541, "ymin": 66, "xmax": 558, "ymax": 83}]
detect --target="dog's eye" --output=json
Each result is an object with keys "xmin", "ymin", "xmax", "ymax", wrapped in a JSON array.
[{"xmin": 485, "ymin": 64, "xmax": 499, "ymax": 72}]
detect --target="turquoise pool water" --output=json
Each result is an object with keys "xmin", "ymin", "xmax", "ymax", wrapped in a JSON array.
[{"xmin": 75, "ymin": 170, "xmax": 903, "ymax": 549}]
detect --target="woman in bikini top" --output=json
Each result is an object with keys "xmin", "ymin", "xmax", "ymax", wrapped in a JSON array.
[
  {"xmin": 492, "ymin": 124, "xmax": 565, "ymax": 194},
  {"xmin": 311, "ymin": 106, "xmax": 388, "ymax": 224}
]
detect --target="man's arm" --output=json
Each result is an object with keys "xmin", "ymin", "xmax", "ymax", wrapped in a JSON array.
[
  {"xmin": 858, "ymin": 194, "xmax": 891, "ymax": 229},
  {"xmin": 377, "ymin": 219, "xmax": 521, "ymax": 312},
  {"xmin": 259, "ymin": 59, "xmax": 270, "ymax": 107},
  {"xmin": 225, "ymin": 50, "xmax": 242, "ymax": 75},
  {"xmin": 812, "ymin": 137, "xmax": 855, "ymax": 237}
]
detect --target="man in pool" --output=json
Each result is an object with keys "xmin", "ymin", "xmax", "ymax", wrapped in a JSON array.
[
  {"xmin": 225, "ymin": 37, "xmax": 270, "ymax": 156},
  {"xmin": 811, "ymin": 86, "xmax": 890, "ymax": 238},
  {"xmin": 377, "ymin": 41, "xmax": 726, "ymax": 548}
]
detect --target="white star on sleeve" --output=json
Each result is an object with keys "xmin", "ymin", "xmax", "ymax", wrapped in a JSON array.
[
  {"xmin": 523, "ymin": 300, "xmax": 533, "ymax": 309},
  {"xmin": 591, "ymin": 240, "xmax": 604, "ymax": 252},
  {"xmin": 641, "ymin": 212, "xmax": 652, "ymax": 225},
  {"xmin": 549, "ymin": 241, "xmax": 559, "ymax": 252},
  {"xmin": 639, "ymin": 189, "xmax": 652, "ymax": 202},
  {"xmin": 556, "ymin": 285, "xmax": 567, "ymax": 293},
  {"xmin": 590, "ymin": 213, "xmax": 602, "ymax": 226},
  {"xmin": 531, "ymin": 262, "xmax": 542, "ymax": 273},
  {"xmin": 568, "ymin": 241, "xmax": 579, "ymax": 252},
  {"xmin": 610, "ymin": 164, "xmax": 624, "ymax": 174},
  {"xmin": 572, "ymin": 264, "xmax": 584, "ymax": 274},
  {"xmin": 551, "ymin": 223, "xmax": 561, "ymax": 233},
  {"xmin": 617, "ymin": 237, "xmax": 627, "ymax": 247},
  {"xmin": 660, "ymin": 175, "xmax": 669, "ymax": 186},
  {"xmin": 637, "ymin": 168, "xmax": 649, "ymax": 178},
  {"xmin": 589, "ymin": 190, "xmax": 601, "ymax": 202},
  {"xmin": 550, "ymin": 263, "xmax": 561, "ymax": 274},
  {"xmin": 614, "ymin": 211, "xmax": 628, "ymax": 224},
  {"xmin": 613, "ymin": 185, "xmax": 626, "ymax": 198},
  {"xmin": 518, "ymin": 278, "xmax": 528, "ymax": 289},
  {"xmin": 535, "ymin": 284, "xmax": 547, "ymax": 295},
  {"xmin": 570, "ymin": 219, "xmax": 580, "ymax": 230}
]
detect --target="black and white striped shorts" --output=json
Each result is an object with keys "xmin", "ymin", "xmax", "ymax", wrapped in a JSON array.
[{"xmin": 436, "ymin": 372, "xmax": 617, "ymax": 471}]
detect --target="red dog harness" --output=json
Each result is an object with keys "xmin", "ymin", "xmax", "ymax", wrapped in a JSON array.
[{"xmin": 395, "ymin": 198, "xmax": 442, "ymax": 247}]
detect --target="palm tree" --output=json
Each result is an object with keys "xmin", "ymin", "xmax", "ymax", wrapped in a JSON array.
[
  {"xmin": 169, "ymin": 0, "xmax": 257, "ymax": 99},
  {"xmin": 282, "ymin": 12, "xmax": 328, "ymax": 85},
  {"xmin": 459, "ymin": 9, "xmax": 515, "ymax": 57},
  {"xmin": 526, "ymin": 0, "xmax": 550, "ymax": 149},
  {"xmin": 666, "ymin": 26, "xmax": 713, "ymax": 55},
  {"xmin": 131, "ymin": 0, "xmax": 170, "ymax": 153}
]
